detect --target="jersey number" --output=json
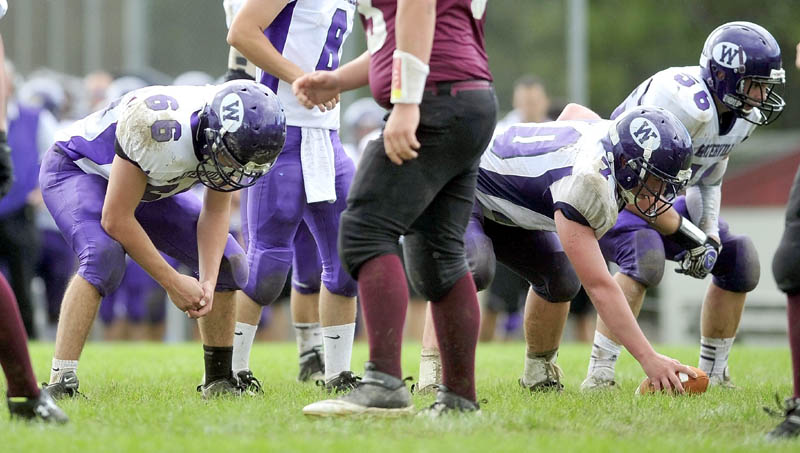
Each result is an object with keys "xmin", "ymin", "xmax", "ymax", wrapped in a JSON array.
[
  {"xmin": 674, "ymin": 74, "xmax": 711, "ymax": 112},
  {"xmin": 145, "ymin": 95, "xmax": 182, "ymax": 143},
  {"xmin": 315, "ymin": 8, "xmax": 348, "ymax": 71}
]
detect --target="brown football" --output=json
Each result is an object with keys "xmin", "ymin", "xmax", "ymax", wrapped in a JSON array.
[{"xmin": 635, "ymin": 366, "xmax": 709, "ymax": 395}]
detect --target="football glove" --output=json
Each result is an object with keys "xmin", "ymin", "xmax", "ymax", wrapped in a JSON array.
[{"xmin": 675, "ymin": 236, "xmax": 721, "ymax": 279}]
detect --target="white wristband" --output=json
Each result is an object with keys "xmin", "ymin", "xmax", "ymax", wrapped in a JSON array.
[{"xmin": 390, "ymin": 50, "xmax": 430, "ymax": 105}]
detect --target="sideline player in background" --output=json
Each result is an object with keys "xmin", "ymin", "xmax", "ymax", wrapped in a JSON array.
[
  {"xmin": 226, "ymin": 0, "xmax": 359, "ymax": 392},
  {"xmin": 579, "ymin": 22, "xmax": 786, "ymax": 391},
  {"xmin": 296, "ymin": 0, "xmax": 497, "ymax": 416},
  {"xmin": 0, "ymin": 0, "xmax": 68, "ymax": 423},
  {"xmin": 41, "ymin": 80, "xmax": 285, "ymax": 399},
  {"xmin": 766, "ymin": 40, "xmax": 800, "ymax": 440}
]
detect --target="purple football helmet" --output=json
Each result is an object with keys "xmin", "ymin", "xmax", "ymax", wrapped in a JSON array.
[
  {"xmin": 608, "ymin": 106, "xmax": 693, "ymax": 218},
  {"xmin": 699, "ymin": 21, "xmax": 786, "ymax": 126},
  {"xmin": 196, "ymin": 80, "xmax": 286, "ymax": 191}
]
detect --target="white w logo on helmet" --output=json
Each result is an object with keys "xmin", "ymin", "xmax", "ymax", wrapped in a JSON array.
[
  {"xmin": 220, "ymin": 93, "xmax": 244, "ymax": 134},
  {"xmin": 629, "ymin": 118, "xmax": 661, "ymax": 155},
  {"xmin": 712, "ymin": 41, "xmax": 747, "ymax": 69}
]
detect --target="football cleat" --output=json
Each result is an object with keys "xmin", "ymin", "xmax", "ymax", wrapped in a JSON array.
[
  {"xmin": 302, "ymin": 362, "xmax": 414, "ymax": 417},
  {"xmin": 235, "ymin": 369, "xmax": 264, "ymax": 394},
  {"xmin": 42, "ymin": 370, "xmax": 81, "ymax": 400},
  {"xmin": 520, "ymin": 362, "xmax": 564, "ymax": 393},
  {"xmin": 317, "ymin": 371, "xmax": 361, "ymax": 394},
  {"xmin": 298, "ymin": 346, "xmax": 325, "ymax": 383},
  {"xmin": 7, "ymin": 387, "xmax": 69, "ymax": 424},
  {"xmin": 765, "ymin": 395, "xmax": 800, "ymax": 440},
  {"xmin": 708, "ymin": 367, "xmax": 737, "ymax": 389},
  {"xmin": 417, "ymin": 386, "xmax": 482, "ymax": 417},
  {"xmin": 580, "ymin": 368, "xmax": 619, "ymax": 392},
  {"xmin": 197, "ymin": 377, "xmax": 243, "ymax": 399},
  {"xmin": 412, "ymin": 348, "xmax": 442, "ymax": 395}
]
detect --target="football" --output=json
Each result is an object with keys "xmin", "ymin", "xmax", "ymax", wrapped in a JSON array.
[{"xmin": 635, "ymin": 366, "xmax": 710, "ymax": 395}]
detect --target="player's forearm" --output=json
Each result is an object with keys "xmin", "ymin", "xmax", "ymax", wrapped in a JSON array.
[
  {"xmin": 645, "ymin": 205, "xmax": 682, "ymax": 236},
  {"xmin": 395, "ymin": 0, "xmax": 436, "ymax": 64},
  {"xmin": 196, "ymin": 195, "xmax": 232, "ymax": 286},
  {"xmin": 686, "ymin": 184, "xmax": 721, "ymax": 239},
  {"xmin": 227, "ymin": 21, "xmax": 304, "ymax": 84},
  {"xmin": 102, "ymin": 217, "xmax": 179, "ymax": 288},
  {"xmin": 585, "ymin": 280, "xmax": 656, "ymax": 361},
  {"xmin": 334, "ymin": 51, "xmax": 370, "ymax": 92}
]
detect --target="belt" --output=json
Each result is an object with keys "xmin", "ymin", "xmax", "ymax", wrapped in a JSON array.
[{"xmin": 424, "ymin": 80, "xmax": 492, "ymax": 97}]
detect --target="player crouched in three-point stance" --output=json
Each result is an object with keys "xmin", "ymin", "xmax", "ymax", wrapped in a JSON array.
[
  {"xmin": 464, "ymin": 107, "xmax": 697, "ymax": 392},
  {"xmin": 579, "ymin": 22, "xmax": 786, "ymax": 391},
  {"xmin": 40, "ymin": 80, "xmax": 286, "ymax": 399}
]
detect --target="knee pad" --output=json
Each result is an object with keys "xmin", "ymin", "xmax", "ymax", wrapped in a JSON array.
[
  {"xmin": 242, "ymin": 248, "xmax": 291, "ymax": 306},
  {"xmin": 713, "ymin": 234, "xmax": 760, "ymax": 293},
  {"xmin": 617, "ymin": 229, "xmax": 665, "ymax": 288},
  {"xmin": 534, "ymin": 254, "xmax": 581, "ymax": 302},
  {"xmin": 321, "ymin": 270, "xmax": 358, "ymax": 298},
  {"xmin": 77, "ymin": 237, "xmax": 126, "ymax": 297},
  {"xmin": 403, "ymin": 234, "xmax": 469, "ymax": 302},
  {"xmin": 465, "ymin": 230, "xmax": 495, "ymax": 292}
]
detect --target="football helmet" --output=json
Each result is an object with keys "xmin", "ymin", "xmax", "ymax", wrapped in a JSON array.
[
  {"xmin": 607, "ymin": 106, "xmax": 693, "ymax": 218},
  {"xmin": 196, "ymin": 80, "xmax": 286, "ymax": 191},
  {"xmin": 699, "ymin": 21, "xmax": 785, "ymax": 125}
]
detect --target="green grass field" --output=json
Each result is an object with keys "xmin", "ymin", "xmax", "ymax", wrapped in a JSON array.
[{"xmin": 1, "ymin": 342, "xmax": 797, "ymax": 452}]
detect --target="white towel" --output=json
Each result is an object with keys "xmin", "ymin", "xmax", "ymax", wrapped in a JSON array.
[{"xmin": 301, "ymin": 127, "xmax": 337, "ymax": 204}]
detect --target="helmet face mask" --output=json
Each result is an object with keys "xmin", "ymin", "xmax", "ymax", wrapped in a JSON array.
[
  {"xmin": 700, "ymin": 21, "xmax": 786, "ymax": 126},
  {"xmin": 195, "ymin": 80, "xmax": 286, "ymax": 192}
]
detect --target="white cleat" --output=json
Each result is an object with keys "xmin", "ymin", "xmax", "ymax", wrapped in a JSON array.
[
  {"xmin": 580, "ymin": 369, "xmax": 618, "ymax": 392},
  {"xmin": 708, "ymin": 367, "xmax": 737, "ymax": 389}
]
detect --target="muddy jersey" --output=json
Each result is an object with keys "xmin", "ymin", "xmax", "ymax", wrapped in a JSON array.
[
  {"xmin": 53, "ymin": 85, "xmax": 217, "ymax": 201},
  {"xmin": 476, "ymin": 120, "xmax": 621, "ymax": 239},
  {"xmin": 358, "ymin": 0, "xmax": 493, "ymax": 108}
]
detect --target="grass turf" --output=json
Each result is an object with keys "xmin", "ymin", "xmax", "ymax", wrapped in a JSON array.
[{"xmin": 1, "ymin": 342, "xmax": 797, "ymax": 452}]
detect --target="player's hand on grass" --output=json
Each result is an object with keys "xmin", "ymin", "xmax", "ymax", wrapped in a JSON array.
[
  {"xmin": 383, "ymin": 103, "xmax": 420, "ymax": 165},
  {"xmin": 167, "ymin": 273, "xmax": 207, "ymax": 318},
  {"xmin": 292, "ymin": 71, "xmax": 341, "ymax": 111},
  {"xmin": 639, "ymin": 352, "xmax": 697, "ymax": 394}
]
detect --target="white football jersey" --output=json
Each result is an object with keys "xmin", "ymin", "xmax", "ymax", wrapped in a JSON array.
[
  {"xmin": 613, "ymin": 66, "xmax": 758, "ymax": 186},
  {"xmin": 54, "ymin": 85, "xmax": 217, "ymax": 201},
  {"xmin": 256, "ymin": 0, "xmax": 356, "ymax": 129},
  {"xmin": 476, "ymin": 120, "xmax": 621, "ymax": 238}
]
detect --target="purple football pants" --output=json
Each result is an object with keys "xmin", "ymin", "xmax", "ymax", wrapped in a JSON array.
[
  {"xmin": 240, "ymin": 126, "xmax": 357, "ymax": 306},
  {"xmin": 599, "ymin": 196, "xmax": 759, "ymax": 292},
  {"xmin": 39, "ymin": 148, "xmax": 248, "ymax": 297},
  {"xmin": 98, "ymin": 256, "xmax": 175, "ymax": 324}
]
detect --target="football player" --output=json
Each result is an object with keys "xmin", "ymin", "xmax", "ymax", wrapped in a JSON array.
[
  {"xmin": 41, "ymin": 80, "xmax": 286, "ymax": 399},
  {"xmin": 225, "ymin": 0, "xmax": 359, "ymax": 392},
  {"xmin": 0, "ymin": 0, "xmax": 67, "ymax": 423},
  {"xmin": 464, "ymin": 107, "xmax": 697, "ymax": 393},
  {"xmin": 578, "ymin": 22, "xmax": 785, "ymax": 391},
  {"xmin": 765, "ymin": 40, "xmax": 800, "ymax": 440}
]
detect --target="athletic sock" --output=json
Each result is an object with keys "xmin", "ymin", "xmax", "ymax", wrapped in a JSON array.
[
  {"xmin": 430, "ymin": 273, "xmax": 480, "ymax": 402},
  {"xmin": 358, "ymin": 254, "xmax": 408, "ymax": 379},
  {"xmin": 787, "ymin": 294, "xmax": 800, "ymax": 398},
  {"xmin": 0, "ymin": 274, "xmax": 40, "ymax": 398},
  {"xmin": 417, "ymin": 348, "xmax": 442, "ymax": 388},
  {"xmin": 203, "ymin": 345, "xmax": 233, "ymax": 383},
  {"xmin": 232, "ymin": 322, "xmax": 257, "ymax": 373},
  {"xmin": 322, "ymin": 323, "xmax": 355, "ymax": 380},
  {"xmin": 523, "ymin": 348, "xmax": 558, "ymax": 385},
  {"xmin": 699, "ymin": 336, "xmax": 734, "ymax": 378},
  {"xmin": 49, "ymin": 359, "xmax": 78, "ymax": 385},
  {"xmin": 293, "ymin": 322, "xmax": 322, "ymax": 355},
  {"xmin": 587, "ymin": 330, "xmax": 621, "ymax": 379}
]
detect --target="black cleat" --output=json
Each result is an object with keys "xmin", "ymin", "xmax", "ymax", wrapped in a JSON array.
[
  {"xmin": 197, "ymin": 377, "xmax": 243, "ymax": 399},
  {"xmin": 302, "ymin": 362, "xmax": 413, "ymax": 417},
  {"xmin": 8, "ymin": 387, "xmax": 69, "ymax": 424},
  {"xmin": 298, "ymin": 346, "xmax": 325, "ymax": 383},
  {"xmin": 235, "ymin": 370, "xmax": 263, "ymax": 395},
  {"xmin": 317, "ymin": 371, "xmax": 361, "ymax": 393},
  {"xmin": 418, "ymin": 385, "xmax": 482, "ymax": 417},
  {"xmin": 42, "ymin": 370, "xmax": 81, "ymax": 400},
  {"xmin": 765, "ymin": 395, "xmax": 800, "ymax": 440}
]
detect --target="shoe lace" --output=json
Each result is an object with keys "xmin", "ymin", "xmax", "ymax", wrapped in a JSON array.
[{"xmin": 238, "ymin": 371, "xmax": 263, "ymax": 394}]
